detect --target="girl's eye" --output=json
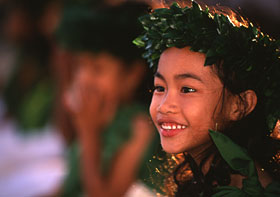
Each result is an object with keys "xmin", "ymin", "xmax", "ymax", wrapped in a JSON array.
[
  {"xmin": 154, "ymin": 86, "xmax": 165, "ymax": 92},
  {"xmin": 181, "ymin": 87, "xmax": 196, "ymax": 93}
]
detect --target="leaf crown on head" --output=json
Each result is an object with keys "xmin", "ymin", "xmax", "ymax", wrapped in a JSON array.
[{"xmin": 133, "ymin": 1, "xmax": 280, "ymax": 131}]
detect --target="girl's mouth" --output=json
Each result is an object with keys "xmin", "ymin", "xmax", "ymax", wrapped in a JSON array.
[
  {"xmin": 159, "ymin": 122, "xmax": 187, "ymax": 137},
  {"xmin": 161, "ymin": 122, "xmax": 186, "ymax": 130}
]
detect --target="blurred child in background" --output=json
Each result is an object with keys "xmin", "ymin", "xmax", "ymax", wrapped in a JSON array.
[{"xmin": 55, "ymin": 2, "xmax": 162, "ymax": 197}]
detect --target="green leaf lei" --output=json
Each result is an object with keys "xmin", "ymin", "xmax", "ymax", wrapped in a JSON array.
[{"xmin": 134, "ymin": 1, "xmax": 280, "ymax": 131}]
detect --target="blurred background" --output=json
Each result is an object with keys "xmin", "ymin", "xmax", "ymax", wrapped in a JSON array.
[{"xmin": 0, "ymin": 0, "xmax": 279, "ymax": 197}]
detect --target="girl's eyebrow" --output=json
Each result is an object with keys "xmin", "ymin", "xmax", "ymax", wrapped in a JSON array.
[
  {"xmin": 154, "ymin": 72, "xmax": 165, "ymax": 82},
  {"xmin": 174, "ymin": 73, "xmax": 204, "ymax": 83},
  {"xmin": 154, "ymin": 72, "xmax": 204, "ymax": 83}
]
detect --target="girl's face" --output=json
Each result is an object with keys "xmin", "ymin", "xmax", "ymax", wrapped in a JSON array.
[{"xmin": 150, "ymin": 47, "xmax": 232, "ymax": 155}]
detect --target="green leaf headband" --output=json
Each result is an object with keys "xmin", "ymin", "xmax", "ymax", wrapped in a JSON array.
[{"xmin": 134, "ymin": 1, "xmax": 280, "ymax": 131}]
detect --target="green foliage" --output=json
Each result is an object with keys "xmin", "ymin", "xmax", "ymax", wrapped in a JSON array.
[
  {"xmin": 18, "ymin": 80, "xmax": 54, "ymax": 131},
  {"xmin": 134, "ymin": 1, "xmax": 280, "ymax": 131}
]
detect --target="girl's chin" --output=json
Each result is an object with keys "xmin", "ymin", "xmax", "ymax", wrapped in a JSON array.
[{"xmin": 161, "ymin": 143, "xmax": 184, "ymax": 154}]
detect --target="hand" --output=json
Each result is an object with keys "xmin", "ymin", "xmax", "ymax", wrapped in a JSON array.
[
  {"xmin": 131, "ymin": 114, "xmax": 155, "ymax": 143},
  {"xmin": 64, "ymin": 66, "xmax": 118, "ymax": 136}
]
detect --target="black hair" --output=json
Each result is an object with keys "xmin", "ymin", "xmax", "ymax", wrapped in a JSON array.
[
  {"xmin": 55, "ymin": 1, "xmax": 150, "ymax": 66},
  {"xmin": 173, "ymin": 58, "xmax": 280, "ymax": 196}
]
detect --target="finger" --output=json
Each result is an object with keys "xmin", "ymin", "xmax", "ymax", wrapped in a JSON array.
[
  {"xmin": 132, "ymin": 114, "xmax": 155, "ymax": 140},
  {"xmin": 63, "ymin": 89, "xmax": 80, "ymax": 114},
  {"xmin": 100, "ymin": 95, "xmax": 118, "ymax": 125}
]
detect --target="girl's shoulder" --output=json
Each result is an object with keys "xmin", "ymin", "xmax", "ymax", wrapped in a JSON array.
[
  {"xmin": 209, "ymin": 130, "xmax": 280, "ymax": 196},
  {"xmin": 264, "ymin": 181, "xmax": 280, "ymax": 196}
]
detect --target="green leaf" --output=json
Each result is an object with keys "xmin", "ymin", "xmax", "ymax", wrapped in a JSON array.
[
  {"xmin": 246, "ymin": 65, "xmax": 253, "ymax": 71},
  {"xmin": 133, "ymin": 37, "xmax": 145, "ymax": 47}
]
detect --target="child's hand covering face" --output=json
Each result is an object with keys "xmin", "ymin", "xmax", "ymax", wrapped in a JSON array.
[
  {"xmin": 131, "ymin": 114, "xmax": 155, "ymax": 142},
  {"xmin": 150, "ymin": 47, "xmax": 234, "ymax": 156},
  {"xmin": 64, "ymin": 64, "xmax": 119, "ymax": 135}
]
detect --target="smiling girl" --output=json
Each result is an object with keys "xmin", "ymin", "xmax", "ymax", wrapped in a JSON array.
[
  {"xmin": 134, "ymin": 1, "xmax": 280, "ymax": 196},
  {"xmin": 151, "ymin": 47, "xmax": 227, "ymax": 155}
]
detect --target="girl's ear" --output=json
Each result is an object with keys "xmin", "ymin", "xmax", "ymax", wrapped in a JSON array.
[
  {"xmin": 229, "ymin": 90, "xmax": 257, "ymax": 121},
  {"xmin": 242, "ymin": 90, "xmax": 257, "ymax": 116}
]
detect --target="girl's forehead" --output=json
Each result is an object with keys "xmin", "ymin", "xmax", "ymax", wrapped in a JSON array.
[
  {"xmin": 158, "ymin": 47, "xmax": 220, "ymax": 83},
  {"xmin": 160, "ymin": 47, "xmax": 205, "ymax": 65}
]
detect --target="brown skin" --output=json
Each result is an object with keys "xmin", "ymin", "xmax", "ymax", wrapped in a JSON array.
[
  {"xmin": 64, "ymin": 52, "xmax": 154, "ymax": 197},
  {"xmin": 150, "ymin": 47, "xmax": 272, "ymax": 188},
  {"xmin": 150, "ymin": 47, "xmax": 230, "ymax": 156}
]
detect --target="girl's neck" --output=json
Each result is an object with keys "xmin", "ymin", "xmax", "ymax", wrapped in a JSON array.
[{"xmin": 188, "ymin": 142, "xmax": 214, "ymax": 174}]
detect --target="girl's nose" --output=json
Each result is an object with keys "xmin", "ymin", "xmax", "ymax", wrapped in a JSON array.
[{"xmin": 157, "ymin": 92, "xmax": 178, "ymax": 114}]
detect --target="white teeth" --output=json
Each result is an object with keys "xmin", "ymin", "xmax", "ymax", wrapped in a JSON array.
[{"xmin": 161, "ymin": 123, "xmax": 186, "ymax": 130}]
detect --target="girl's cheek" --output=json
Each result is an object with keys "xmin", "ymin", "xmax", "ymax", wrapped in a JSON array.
[{"xmin": 149, "ymin": 96, "xmax": 158, "ymax": 120}]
